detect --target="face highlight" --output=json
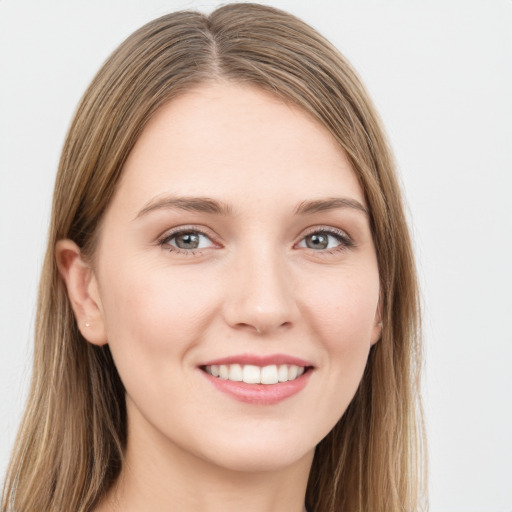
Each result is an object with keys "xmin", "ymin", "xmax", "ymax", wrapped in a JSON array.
[{"xmin": 90, "ymin": 83, "xmax": 381, "ymax": 473}]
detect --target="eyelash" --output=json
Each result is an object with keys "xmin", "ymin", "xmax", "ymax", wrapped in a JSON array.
[
  {"xmin": 158, "ymin": 226, "xmax": 218, "ymax": 256},
  {"xmin": 299, "ymin": 226, "xmax": 355, "ymax": 255},
  {"xmin": 157, "ymin": 226, "xmax": 354, "ymax": 256}
]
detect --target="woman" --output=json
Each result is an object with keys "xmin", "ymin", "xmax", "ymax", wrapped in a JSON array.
[{"xmin": 2, "ymin": 3, "xmax": 426, "ymax": 511}]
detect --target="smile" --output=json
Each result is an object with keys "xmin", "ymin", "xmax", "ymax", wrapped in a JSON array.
[
  {"xmin": 203, "ymin": 363, "xmax": 306, "ymax": 384},
  {"xmin": 199, "ymin": 354, "xmax": 314, "ymax": 405}
]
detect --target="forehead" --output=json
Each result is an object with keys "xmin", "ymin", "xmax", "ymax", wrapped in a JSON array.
[{"xmin": 114, "ymin": 82, "xmax": 364, "ymax": 214}]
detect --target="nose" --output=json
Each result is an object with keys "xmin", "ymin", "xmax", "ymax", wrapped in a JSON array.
[{"xmin": 222, "ymin": 245, "xmax": 298, "ymax": 335}]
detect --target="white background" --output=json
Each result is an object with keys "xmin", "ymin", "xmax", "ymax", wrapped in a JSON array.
[{"xmin": 1, "ymin": 1, "xmax": 511, "ymax": 511}]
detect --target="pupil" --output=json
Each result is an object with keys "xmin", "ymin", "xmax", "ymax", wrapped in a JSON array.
[
  {"xmin": 306, "ymin": 233, "xmax": 328, "ymax": 250},
  {"xmin": 176, "ymin": 232, "xmax": 199, "ymax": 249}
]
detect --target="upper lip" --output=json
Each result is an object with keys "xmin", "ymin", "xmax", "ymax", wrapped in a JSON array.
[{"xmin": 199, "ymin": 353, "xmax": 314, "ymax": 368}]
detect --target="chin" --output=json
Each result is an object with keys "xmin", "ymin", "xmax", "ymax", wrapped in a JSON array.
[
  {"xmin": 207, "ymin": 447, "xmax": 312, "ymax": 474},
  {"xmin": 191, "ymin": 428, "xmax": 318, "ymax": 473}
]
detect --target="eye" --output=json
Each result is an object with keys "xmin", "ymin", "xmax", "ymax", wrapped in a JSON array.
[
  {"xmin": 297, "ymin": 229, "xmax": 353, "ymax": 252},
  {"xmin": 160, "ymin": 229, "xmax": 215, "ymax": 253}
]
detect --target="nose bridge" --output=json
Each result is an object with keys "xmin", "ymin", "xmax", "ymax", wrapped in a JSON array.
[{"xmin": 223, "ymin": 239, "xmax": 296, "ymax": 334}]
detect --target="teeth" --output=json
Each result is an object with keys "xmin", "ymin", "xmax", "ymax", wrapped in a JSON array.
[
  {"xmin": 205, "ymin": 363, "xmax": 306, "ymax": 385},
  {"xmin": 228, "ymin": 363, "xmax": 243, "ymax": 382},
  {"xmin": 261, "ymin": 365, "xmax": 278, "ymax": 384},
  {"xmin": 219, "ymin": 365, "xmax": 229, "ymax": 380},
  {"xmin": 243, "ymin": 365, "xmax": 260, "ymax": 384},
  {"xmin": 278, "ymin": 364, "xmax": 289, "ymax": 382}
]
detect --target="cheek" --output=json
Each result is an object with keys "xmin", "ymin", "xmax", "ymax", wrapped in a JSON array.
[
  {"xmin": 98, "ymin": 260, "xmax": 218, "ymax": 377},
  {"xmin": 304, "ymin": 267, "xmax": 379, "ymax": 384},
  {"xmin": 308, "ymin": 265, "xmax": 379, "ymax": 336}
]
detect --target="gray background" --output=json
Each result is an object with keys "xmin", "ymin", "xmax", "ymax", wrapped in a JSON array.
[{"xmin": 1, "ymin": 1, "xmax": 511, "ymax": 510}]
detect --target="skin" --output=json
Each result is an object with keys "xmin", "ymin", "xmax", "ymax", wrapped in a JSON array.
[{"xmin": 57, "ymin": 83, "xmax": 381, "ymax": 512}]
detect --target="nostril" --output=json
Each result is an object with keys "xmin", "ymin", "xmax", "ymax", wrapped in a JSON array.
[{"xmin": 234, "ymin": 320, "xmax": 292, "ymax": 335}]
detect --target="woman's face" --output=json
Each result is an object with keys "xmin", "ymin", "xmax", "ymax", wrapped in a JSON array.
[{"xmin": 91, "ymin": 83, "xmax": 381, "ymax": 472}]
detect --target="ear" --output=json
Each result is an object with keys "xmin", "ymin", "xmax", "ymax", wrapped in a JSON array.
[
  {"xmin": 55, "ymin": 239, "xmax": 108, "ymax": 346},
  {"xmin": 370, "ymin": 294, "xmax": 383, "ymax": 346}
]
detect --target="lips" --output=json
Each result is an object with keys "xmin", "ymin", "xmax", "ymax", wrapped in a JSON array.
[{"xmin": 198, "ymin": 354, "xmax": 314, "ymax": 404}]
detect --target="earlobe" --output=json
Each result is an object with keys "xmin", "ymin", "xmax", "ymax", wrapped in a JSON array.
[
  {"xmin": 370, "ymin": 295, "xmax": 383, "ymax": 346},
  {"xmin": 55, "ymin": 239, "xmax": 108, "ymax": 346},
  {"xmin": 371, "ymin": 321, "xmax": 383, "ymax": 346}
]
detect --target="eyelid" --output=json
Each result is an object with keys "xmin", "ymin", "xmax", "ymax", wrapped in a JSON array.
[
  {"xmin": 300, "ymin": 225, "xmax": 351, "ymax": 239},
  {"xmin": 156, "ymin": 224, "xmax": 355, "ymax": 256},
  {"xmin": 157, "ymin": 225, "xmax": 221, "ymax": 253},
  {"xmin": 295, "ymin": 225, "xmax": 355, "ymax": 252}
]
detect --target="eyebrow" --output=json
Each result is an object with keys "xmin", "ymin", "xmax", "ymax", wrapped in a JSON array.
[
  {"xmin": 294, "ymin": 197, "xmax": 368, "ymax": 216},
  {"xmin": 134, "ymin": 195, "xmax": 368, "ymax": 220},
  {"xmin": 134, "ymin": 196, "xmax": 234, "ymax": 220}
]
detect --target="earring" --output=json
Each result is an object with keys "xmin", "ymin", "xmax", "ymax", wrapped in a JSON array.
[{"xmin": 85, "ymin": 322, "xmax": 90, "ymax": 327}]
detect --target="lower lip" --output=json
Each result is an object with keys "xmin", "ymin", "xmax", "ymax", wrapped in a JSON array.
[{"xmin": 200, "ymin": 369, "xmax": 312, "ymax": 405}]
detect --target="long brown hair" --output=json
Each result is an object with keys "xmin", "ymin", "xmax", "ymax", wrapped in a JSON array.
[{"xmin": 2, "ymin": 4, "xmax": 426, "ymax": 511}]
